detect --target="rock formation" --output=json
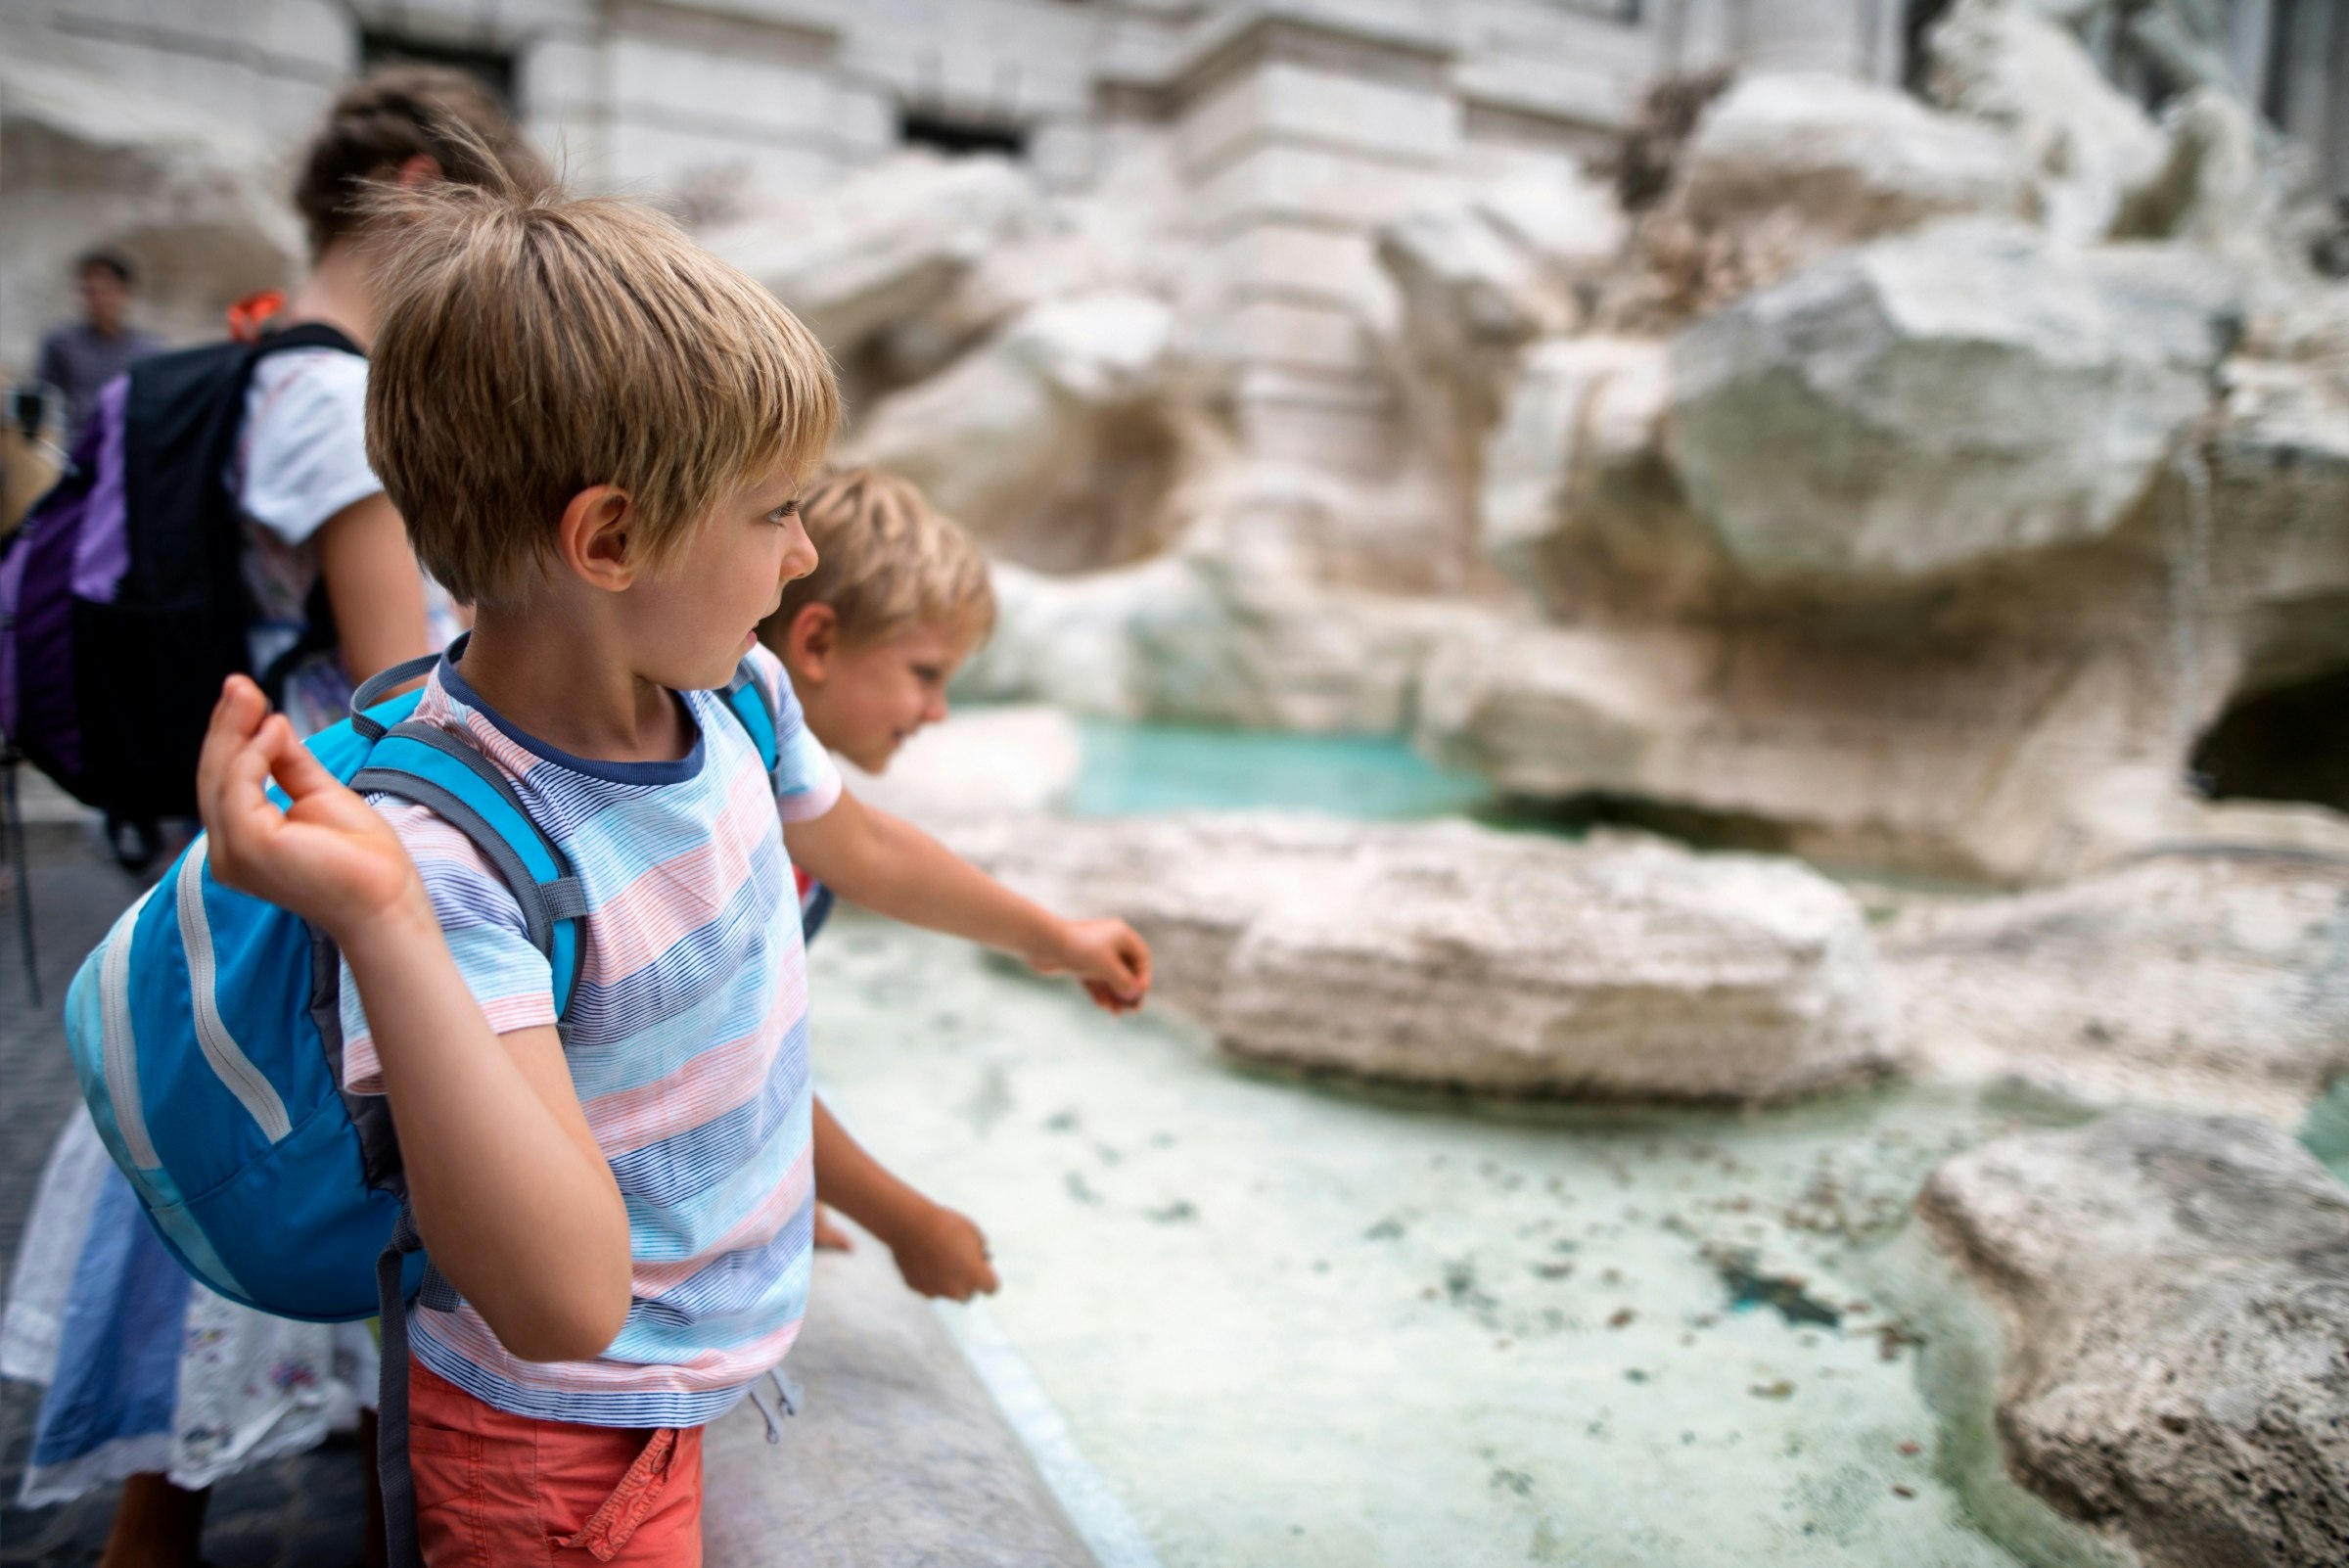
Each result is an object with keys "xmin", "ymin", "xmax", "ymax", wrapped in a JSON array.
[
  {"xmin": 1675, "ymin": 71, "xmax": 2028, "ymax": 260},
  {"xmin": 705, "ymin": 152, "xmax": 1050, "ymax": 387},
  {"xmin": 1918, "ymin": 1113, "xmax": 2349, "ymax": 1568},
  {"xmin": 950, "ymin": 813, "xmax": 1897, "ymax": 1103},
  {"xmin": 9, "ymin": 0, "xmax": 2345, "ymax": 888},
  {"xmin": 693, "ymin": 3, "xmax": 2332, "ymax": 886},
  {"xmin": 1885, "ymin": 849, "xmax": 2349, "ymax": 1121},
  {"xmin": 1395, "ymin": 6, "xmax": 2349, "ymax": 880},
  {"xmin": 848, "ymin": 291, "xmax": 1199, "ymax": 573},
  {"xmin": 1668, "ymin": 223, "xmax": 2236, "ymax": 582}
]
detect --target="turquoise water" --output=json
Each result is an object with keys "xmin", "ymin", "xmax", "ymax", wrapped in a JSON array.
[
  {"xmin": 2299, "ymin": 1078, "xmax": 2349, "ymax": 1184},
  {"xmin": 1069, "ymin": 719, "xmax": 1492, "ymax": 820},
  {"xmin": 815, "ymin": 925, "xmax": 2106, "ymax": 1568}
]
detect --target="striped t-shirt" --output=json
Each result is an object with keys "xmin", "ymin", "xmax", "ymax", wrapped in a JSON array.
[{"xmin": 338, "ymin": 645, "xmax": 842, "ymax": 1427}]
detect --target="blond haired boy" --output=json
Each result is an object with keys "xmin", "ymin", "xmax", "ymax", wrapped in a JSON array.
[
  {"xmin": 754, "ymin": 468, "xmax": 1024, "ymax": 1276},
  {"xmin": 763, "ymin": 467, "xmax": 995, "ymax": 778},
  {"xmin": 195, "ymin": 183, "xmax": 1148, "ymax": 1563}
]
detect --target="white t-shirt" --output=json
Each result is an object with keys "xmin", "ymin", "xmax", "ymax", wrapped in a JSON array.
[{"xmin": 234, "ymin": 346, "xmax": 459, "ymax": 735}]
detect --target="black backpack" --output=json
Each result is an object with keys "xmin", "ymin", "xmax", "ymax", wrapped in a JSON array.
[{"xmin": 0, "ymin": 322, "xmax": 360, "ymax": 865}]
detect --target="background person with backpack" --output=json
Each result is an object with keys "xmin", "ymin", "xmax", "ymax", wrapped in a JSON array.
[{"xmin": 0, "ymin": 67, "xmax": 546, "ymax": 1568}]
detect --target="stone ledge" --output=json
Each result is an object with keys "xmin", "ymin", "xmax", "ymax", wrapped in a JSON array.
[{"xmin": 703, "ymin": 1222, "xmax": 1096, "ymax": 1568}]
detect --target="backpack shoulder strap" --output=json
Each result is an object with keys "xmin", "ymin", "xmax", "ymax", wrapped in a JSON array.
[
  {"xmin": 720, "ymin": 657, "xmax": 784, "ymax": 782},
  {"xmin": 251, "ymin": 321, "xmax": 364, "ymax": 362},
  {"xmin": 339, "ymin": 648, "xmax": 588, "ymax": 1020}
]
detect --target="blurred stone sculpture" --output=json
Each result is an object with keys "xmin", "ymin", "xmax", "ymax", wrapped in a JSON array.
[{"xmin": 1920, "ymin": 1113, "xmax": 2349, "ymax": 1568}]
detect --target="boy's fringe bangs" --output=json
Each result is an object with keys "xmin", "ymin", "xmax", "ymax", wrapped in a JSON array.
[
  {"xmin": 769, "ymin": 467, "xmax": 997, "ymax": 650},
  {"xmin": 362, "ymin": 164, "xmax": 841, "ymax": 606}
]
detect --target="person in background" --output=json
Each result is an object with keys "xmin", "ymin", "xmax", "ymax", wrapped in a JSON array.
[
  {"xmin": 0, "ymin": 66, "xmax": 544, "ymax": 1568},
  {"xmin": 35, "ymin": 251, "xmax": 162, "ymax": 443}
]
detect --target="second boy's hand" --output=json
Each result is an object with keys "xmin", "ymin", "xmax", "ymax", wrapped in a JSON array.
[
  {"xmin": 810, "ymin": 1098, "xmax": 998, "ymax": 1300},
  {"xmin": 1035, "ymin": 917, "xmax": 1153, "ymax": 1016},
  {"xmin": 784, "ymin": 790, "xmax": 1153, "ymax": 1014}
]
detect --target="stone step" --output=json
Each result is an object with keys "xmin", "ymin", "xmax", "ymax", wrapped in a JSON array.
[{"xmin": 704, "ymin": 1223, "xmax": 1097, "ymax": 1568}]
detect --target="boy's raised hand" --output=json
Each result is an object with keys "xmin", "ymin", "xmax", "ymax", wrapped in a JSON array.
[
  {"xmin": 1035, "ymin": 917, "xmax": 1153, "ymax": 1015},
  {"xmin": 197, "ymin": 675, "xmax": 421, "ymax": 939}
]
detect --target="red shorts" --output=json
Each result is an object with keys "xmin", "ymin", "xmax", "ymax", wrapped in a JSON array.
[{"xmin": 406, "ymin": 1355, "xmax": 705, "ymax": 1566}]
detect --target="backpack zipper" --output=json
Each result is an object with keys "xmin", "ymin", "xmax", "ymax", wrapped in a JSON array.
[
  {"xmin": 98, "ymin": 890, "xmax": 161, "ymax": 1168},
  {"xmin": 176, "ymin": 845, "xmax": 294, "ymax": 1141}
]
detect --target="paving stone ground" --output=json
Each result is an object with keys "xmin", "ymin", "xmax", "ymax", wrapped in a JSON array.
[{"xmin": 0, "ymin": 823, "xmax": 369, "ymax": 1568}]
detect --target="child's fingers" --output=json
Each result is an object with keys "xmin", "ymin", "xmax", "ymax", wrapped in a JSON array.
[
  {"xmin": 1115, "ymin": 927, "xmax": 1152, "ymax": 992},
  {"xmin": 213, "ymin": 673, "xmax": 268, "ymax": 732},
  {"xmin": 206, "ymin": 727, "xmax": 293, "ymax": 883},
  {"xmin": 1083, "ymin": 979, "xmax": 1138, "ymax": 1015},
  {"xmin": 261, "ymin": 716, "xmax": 342, "ymax": 803},
  {"xmin": 196, "ymin": 676, "xmax": 273, "ymax": 821}
]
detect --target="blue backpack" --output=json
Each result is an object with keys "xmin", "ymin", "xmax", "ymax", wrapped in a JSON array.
[{"xmin": 61, "ymin": 639, "xmax": 784, "ymax": 1561}]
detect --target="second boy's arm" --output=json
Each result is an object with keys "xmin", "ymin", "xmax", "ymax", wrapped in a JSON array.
[
  {"xmin": 810, "ymin": 1098, "xmax": 997, "ymax": 1300},
  {"xmin": 785, "ymin": 791, "xmax": 1151, "ymax": 1010}
]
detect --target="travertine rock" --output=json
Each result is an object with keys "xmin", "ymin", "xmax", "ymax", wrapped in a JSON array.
[
  {"xmin": 1923, "ymin": 0, "xmax": 2171, "ymax": 245},
  {"xmin": 850, "ymin": 292, "xmax": 1191, "ymax": 573},
  {"xmin": 1679, "ymin": 72, "xmax": 2028, "ymax": 256},
  {"xmin": 1478, "ymin": 335, "xmax": 1714, "ymax": 614},
  {"xmin": 2203, "ymin": 358, "xmax": 2349, "ymax": 692},
  {"xmin": 956, "ymin": 550, "xmax": 1474, "ymax": 733},
  {"xmin": 1668, "ymin": 222, "xmax": 2234, "ymax": 583},
  {"xmin": 1375, "ymin": 163, "xmax": 1626, "ymax": 373},
  {"xmin": 951, "ymin": 814, "xmax": 1896, "ymax": 1102},
  {"xmin": 894, "ymin": 136, "xmax": 1200, "ymax": 388},
  {"xmin": 1887, "ymin": 852, "xmax": 2349, "ymax": 1121},
  {"xmin": 702, "ymin": 1222, "xmax": 1090, "ymax": 1568},
  {"xmin": 706, "ymin": 152, "xmax": 1047, "ymax": 361},
  {"xmin": 1917, "ymin": 1114, "xmax": 2349, "ymax": 1568}
]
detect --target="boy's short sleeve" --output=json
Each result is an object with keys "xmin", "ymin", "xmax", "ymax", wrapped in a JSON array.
[
  {"xmin": 240, "ymin": 349, "xmax": 381, "ymax": 546},
  {"xmin": 336, "ymin": 797, "xmax": 556, "ymax": 1094},
  {"xmin": 745, "ymin": 645, "xmax": 841, "ymax": 823}
]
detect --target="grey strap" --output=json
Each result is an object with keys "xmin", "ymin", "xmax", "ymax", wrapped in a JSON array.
[
  {"xmin": 349, "ymin": 768, "xmax": 558, "ymax": 960},
  {"xmin": 347, "ymin": 649, "xmax": 445, "ymax": 741},
  {"xmin": 419, "ymin": 1260, "xmax": 462, "ymax": 1313},
  {"xmin": 375, "ymin": 1210, "xmax": 424, "ymax": 1568},
  {"xmin": 541, "ymin": 876, "xmax": 589, "ymax": 922}
]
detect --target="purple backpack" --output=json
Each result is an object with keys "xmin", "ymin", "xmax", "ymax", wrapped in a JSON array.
[{"xmin": 0, "ymin": 323, "xmax": 358, "ymax": 861}]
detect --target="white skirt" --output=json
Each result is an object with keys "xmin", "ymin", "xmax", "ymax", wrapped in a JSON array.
[{"xmin": 0, "ymin": 1110, "xmax": 379, "ymax": 1504}]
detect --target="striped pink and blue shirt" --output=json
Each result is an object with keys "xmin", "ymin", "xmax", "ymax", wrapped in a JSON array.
[{"xmin": 338, "ymin": 645, "xmax": 841, "ymax": 1427}]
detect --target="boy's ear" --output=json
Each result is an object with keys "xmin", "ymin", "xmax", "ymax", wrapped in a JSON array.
[
  {"xmin": 784, "ymin": 602, "xmax": 839, "ymax": 682},
  {"xmin": 558, "ymin": 486, "xmax": 639, "ymax": 592}
]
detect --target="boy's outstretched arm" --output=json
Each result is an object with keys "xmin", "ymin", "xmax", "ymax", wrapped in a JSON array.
[
  {"xmin": 785, "ymin": 792, "xmax": 1151, "ymax": 1012},
  {"xmin": 810, "ymin": 1097, "xmax": 997, "ymax": 1300},
  {"xmin": 199, "ymin": 677, "xmax": 633, "ymax": 1363}
]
